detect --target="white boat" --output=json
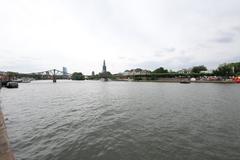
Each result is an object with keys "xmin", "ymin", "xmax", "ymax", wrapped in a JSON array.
[{"xmin": 22, "ymin": 79, "xmax": 31, "ymax": 83}]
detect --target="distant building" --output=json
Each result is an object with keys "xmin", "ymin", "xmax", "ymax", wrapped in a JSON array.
[
  {"xmin": 102, "ymin": 60, "xmax": 107, "ymax": 73},
  {"xmin": 92, "ymin": 71, "xmax": 95, "ymax": 76},
  {"xmin": 0, "ymin": 71, "xmax": 8, "ymax": 82},
  {"xmin": 177, "ymin": 68, "xmax": 191, "ymax": 74},
  {"xmin": 200, "ymin": 70, "xmax": 213, "ymax": 74},
  {"xmin": 0, "ymin": 71, "xmax": 4, "ymax": 81},
  {"xmin": 0, "ymin": 71, "xmax": 5, "ymax": 77},
  {"xmin": 63, "ymin": 67, "xmax": 68, "ymax": 76}
]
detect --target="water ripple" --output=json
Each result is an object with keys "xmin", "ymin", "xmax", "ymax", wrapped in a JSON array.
[{"xmin": 1, "ymin": 81, "xmax": 240, "ymax": 160}]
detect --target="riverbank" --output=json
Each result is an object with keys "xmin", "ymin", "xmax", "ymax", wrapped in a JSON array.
[
  {"xmin": 113, "ymin": 79, "xmax": 235, "ymax": 83},
  {"xmin": 0, "ymin": 110, "xmax": 15, "ymax": 160}
]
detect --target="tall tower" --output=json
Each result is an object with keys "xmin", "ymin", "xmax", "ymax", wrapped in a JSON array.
[
  {"xmin": 102, "ymin": 60, "xmax": 107, "ymax": 73},
  {"xmin": 63, "ymin": 67, "xmax": 67, "ymax": 76}
]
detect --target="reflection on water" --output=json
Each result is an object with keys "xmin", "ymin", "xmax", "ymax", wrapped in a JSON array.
[{"xmin": 1, "ymin": 80, "xmax": 240, "ymax": 160}]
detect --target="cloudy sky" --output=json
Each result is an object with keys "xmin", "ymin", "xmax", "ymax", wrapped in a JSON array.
[{"xmin": 0, "ymin": 0, "xmax": 240, "ymax": 74}]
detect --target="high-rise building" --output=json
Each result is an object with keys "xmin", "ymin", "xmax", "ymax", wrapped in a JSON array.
[
  {"xmin": 63, "ymin": 67, "xmax": 68, "ymax": 76},
  {"xmin": 102, "ymin": 60, "xmax": 107, "ymax": 73}
]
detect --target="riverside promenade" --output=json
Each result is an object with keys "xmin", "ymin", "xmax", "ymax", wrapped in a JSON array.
[{"xmin": 0, "ymin": 102, "xmax": 15, "ymax": 159}]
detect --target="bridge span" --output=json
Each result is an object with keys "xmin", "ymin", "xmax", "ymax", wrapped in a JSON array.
[{"xmin": 30, "ymin": 69, "xmax": 71, "ymax": 83}]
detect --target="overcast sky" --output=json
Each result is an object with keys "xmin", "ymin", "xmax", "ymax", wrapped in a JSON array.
[{"xmin": 0, "ymin": 0, "xmax": 240, "ymax": 74}]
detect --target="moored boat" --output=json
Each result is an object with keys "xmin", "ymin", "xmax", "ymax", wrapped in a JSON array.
[
  {"xmin": 180, "ymin": 79, "xmax": 191, "ymax": 84},
  {"xmin": 6, "ymin": 82, "xmax": 18, "ymax": 88},
  {"xmin": 13, "ymin": 79, "xmax": 23, "ymax": 83}
]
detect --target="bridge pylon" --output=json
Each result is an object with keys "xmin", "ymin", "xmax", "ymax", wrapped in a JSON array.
[{"xmin": 53, "ymin": 69, "xmax": 57, "ymax": 83}]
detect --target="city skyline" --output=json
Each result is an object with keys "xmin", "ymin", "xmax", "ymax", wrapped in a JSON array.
[{"xmin": 1, "ymin": 0, "xmax": 240, "ymax": 74}]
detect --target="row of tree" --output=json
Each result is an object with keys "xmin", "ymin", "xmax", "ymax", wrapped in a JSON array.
[
  {"xmin": 72, "ymin": 71, "xmax": 114, "ymax": 80},
  {"xmin": 152, "ymin": 65, "xmax": 207, "ymax": 74},
  {"xmin": 119, "ymin": 62, "xmax": 239, "ymax": 80},
  {"xmin": 213, "ymin": 62, "xmax": 240, "ymax": 76},
  {"xmin": 152, "ymin": 62, "xmax": 240, "ymax": 76},
  {"xmin": 71, "ymin": 72, "xmax": 85, "ymax": 80}
]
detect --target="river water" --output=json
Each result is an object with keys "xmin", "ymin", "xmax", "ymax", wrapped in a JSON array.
[{"xmin": 1, "ymin": 80, "xmax": 240, "ymax": 160}]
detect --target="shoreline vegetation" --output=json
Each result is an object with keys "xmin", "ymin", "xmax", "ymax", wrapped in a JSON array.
[{"xmin": 112, "ymin": 79, "xmax": 234, "ymax": 83}]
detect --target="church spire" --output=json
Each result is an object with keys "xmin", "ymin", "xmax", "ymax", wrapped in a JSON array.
[{"xmin": 102, "ymin": 60, "xmax": 107, "ymax": 73}]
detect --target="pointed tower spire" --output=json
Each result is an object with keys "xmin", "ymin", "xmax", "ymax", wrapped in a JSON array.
[{"xmin": 102, "ymin": 60, "xmax": 107, "ymax": 73}]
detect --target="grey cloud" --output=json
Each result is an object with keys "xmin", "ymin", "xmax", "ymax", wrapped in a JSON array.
[
  {"xmin": 213, "ymin": 32, "xmax": 235, "ymax": 43},
  {"xmin": 233, "ymin": 26, "xmax": 240, "ymax": 33},
  {"xmin": 154, "ymin": 47, "xmax": 176, "ymax": 57},
  {"xmin": 215, "ymin": 37, "xmax": 234, "ymax": 43},
  {"xmin": 1, "ymin": 1, "xmax": 240, "ymax": 74}
]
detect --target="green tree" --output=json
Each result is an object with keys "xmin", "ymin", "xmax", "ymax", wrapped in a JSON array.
[
  {"xmin": 71, "ymin": 72, "xmax": 85, "ymax": 80},
  {"xmin": 153, "ymin": 67, "xmax": 168, "ymax": 73},
  {"xmin": 191, "ymin": 65, "xmax": 207, "ymax": 73},
  {"xmin": 229, "ymin": 62, "xmax": 240, "ymax": 74},
  {"xmin": 214, "ymin": 63, "xmax": 234, "ymax": 76}
]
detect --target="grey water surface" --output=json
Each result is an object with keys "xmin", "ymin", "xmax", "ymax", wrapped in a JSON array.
[{"xmin": 1, "ymin": 80, "xmax": 240, "ymax": 160}]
